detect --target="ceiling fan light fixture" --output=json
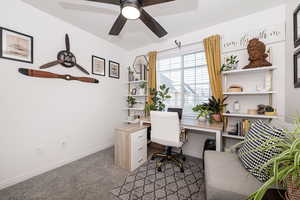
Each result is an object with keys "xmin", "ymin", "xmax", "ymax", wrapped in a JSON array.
[{"xmin": 121, "ymin": 2, "xmax": 141, "ymax": 20}]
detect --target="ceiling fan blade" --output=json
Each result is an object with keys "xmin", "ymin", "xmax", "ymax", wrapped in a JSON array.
[
  {"xmin": 139, "ymin": 9, "xmax": 167, "ymax": 38},
  {"xmin": 141, "ymin": 0, "xmax": 175, "ymax": 7},
  {"xmin": 39, "ymin": 60, "xmax": 64, "ymax": 69},
  {"xmin": 86, "ymin": 0, "xmax": 120, "ymax": 5},
  {"xmin": 109, "ymin": 14, "xmax": 127, "ymax": 35},
  {"xmin": 74, "ymin": 63, "xmax": 90, "ymax": 75},
  {"xmin": 65, "ymin": 34, "xmax": 70, "ymax": 51}
]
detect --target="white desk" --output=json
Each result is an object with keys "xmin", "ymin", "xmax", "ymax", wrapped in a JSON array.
[{"xmin": 141, "ymin": 118, "xmax": 224, "ymax": 152}]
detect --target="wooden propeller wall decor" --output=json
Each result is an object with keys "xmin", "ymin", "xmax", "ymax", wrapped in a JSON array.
[
  {"xmin": 18, "ymin": 68, "xmax": 99, "ymax": 84},
  {"xmin": 39, "ymin": 34, "xmax": 90, "ymax": 75},
  {"xmin": 86, "ymin": 0, "xmax": 175, "ymax": 38}
]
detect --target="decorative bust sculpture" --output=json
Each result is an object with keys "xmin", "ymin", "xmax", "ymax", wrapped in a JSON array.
[{"xmin": 243, "ymin": 38, "xmax": 272, "ymax": 69}]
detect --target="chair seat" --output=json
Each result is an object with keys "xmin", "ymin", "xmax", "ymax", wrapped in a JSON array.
[
  {"xmin": 152, "ymin": 137, "xmax": 183, "ymax": 148},
  {"xmin": 204, "ymin": 151, "xmax": 262, "ymax": 200}
]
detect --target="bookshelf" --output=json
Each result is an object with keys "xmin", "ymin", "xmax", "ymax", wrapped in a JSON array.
[
  {"xmin": 222, "ymin": 66, "xmax": 278, "ymax": 139},
  {"xmin": 125, "ymin": 55, "xmax": 149, "ymax": 124}
]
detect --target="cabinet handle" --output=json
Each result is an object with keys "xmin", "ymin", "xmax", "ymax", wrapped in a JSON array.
[
  {"xmin": 138, "ymin": 158, "xmax": 143, "ymax": 163},
  {"xmin": 138, "ymin": 135, "xmax": 144, "ymax": 138},
  {"xmin": 138, "ymin": 147, "xmax": 143, "ymax": 151}
]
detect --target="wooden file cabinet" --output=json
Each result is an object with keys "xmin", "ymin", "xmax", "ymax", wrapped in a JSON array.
[{"xmin": 115, "ymin": 125, "xmax": 148, "ymax": 171}]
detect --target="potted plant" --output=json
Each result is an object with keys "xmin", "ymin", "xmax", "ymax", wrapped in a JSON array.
[
  {"xmin": 145, "ymin": 84, "xmax": 171, "ymax": 114},
  {"xmin": 221, "ymin": 55, "xmax": 240, "ymax": 72},
  {"xmin": 127, "ymin": 96, "xmax": 137, "ymax": 108},
  {"xmin": 206, "ymin": 96, "xmax": 228, "ymax": 122},
  {"xmin": 139, "ymin": 81, "xmax": 147, "ymax": 95},
  {"xmin": 192, "ymin": 104, "xmax": 212, "ymax": 121},
  {"xmin": 248, "ymin": 118, "xmax": 300, "ymax": 200}
]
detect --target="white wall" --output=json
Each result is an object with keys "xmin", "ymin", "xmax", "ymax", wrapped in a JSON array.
[
  {"xmin": 0, "ymin": 0, "xmax": 128, "ymax": 189},
  {"xmin": 285, "ymin": 0, "xmax": 300, "ymax": 122},
  {"xmin": 129, "ymin": 5, "xmax": 286, "ymax": 158}
]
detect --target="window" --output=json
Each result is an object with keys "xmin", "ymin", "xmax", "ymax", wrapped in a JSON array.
[{"xmin": 157, "ymin": 51, "xmax": 210, "ymax": 117}]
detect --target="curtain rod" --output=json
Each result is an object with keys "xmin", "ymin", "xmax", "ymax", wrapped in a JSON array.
[{"xmin": 157, "ymin": 40, "xmax": 203, "ymax": 54}]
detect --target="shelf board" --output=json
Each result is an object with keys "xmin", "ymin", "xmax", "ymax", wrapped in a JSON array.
[
  {"xmin": 223, "ymin": 91, "xmax": 277, "ymax": 95},
  {"xmin": 127, "ymin": 95, "xmax": 147, "ymax": 97},
  {"xmin": 223, "ymin": 133, "xmax": 245, "ymax": 140},
  {"xmin": 223, "ymin": 113, "xmax": 278, "ymax": 119},
  {"xmin": 124, "ymin": 108, "xmax": 145, "ymax": 111},
  {"xmin": 222, "ymin": 66, "xmax": 277, "ymax": 75},
  {"xmin": 126, "ymin": 80, "xmax": 147, "ymax": 84}
]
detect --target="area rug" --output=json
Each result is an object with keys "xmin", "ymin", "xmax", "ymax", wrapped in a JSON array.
[{"xmin": 111, "ymin": 158, "xmax": 205, "ymax": 200}]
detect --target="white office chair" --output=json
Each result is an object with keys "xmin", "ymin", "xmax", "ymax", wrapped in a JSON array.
[{"xmin": 150, "ymin": 111, "xmax": 186, "ymax": 173}]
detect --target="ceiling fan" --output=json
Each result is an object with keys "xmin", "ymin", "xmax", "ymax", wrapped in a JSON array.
[{"xmin": 86, "ymin": 0, "xmax": 175, "ymax": 38}]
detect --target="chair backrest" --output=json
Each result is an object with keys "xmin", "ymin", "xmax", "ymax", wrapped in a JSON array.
[
  {"xmin": 167, "ymin": 107, "xmax": 183, "ymax": 120},
  {"xmin": 150, "ymin": 111, "xmax": 181, "ymax": 147}
]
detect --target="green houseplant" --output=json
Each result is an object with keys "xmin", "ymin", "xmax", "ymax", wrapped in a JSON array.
[
  {"xmin": 247, "ymin": 118, "xmax": 300, "ymax": 200},
  {"xmin": 139, "ymin": 81, "xmax": 147, "ymax": 95},
  {"xmin": 207, "ymin": 96, "xmax": 228, "ymax": 122},
  {"xmin": 192, "ymin": 96, "xmax": 227, "ymax": 122},
  {"xmin": 145, "ymin": 84, "xmax": 171, "ymax": 114},
  {"xmin": 192, "ymin": 104, "xmax": 212, "ymax": 121},
  {"xmin": 127, "ymin": 96, "xmax": 137, "ymax": 108},
  {"xmin": 221, "ymin": 55, "xmax": 240, "ymax": 72}
]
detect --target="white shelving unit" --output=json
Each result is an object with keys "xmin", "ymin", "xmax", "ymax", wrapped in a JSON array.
[
  {"xmin": 125, "ymin": 57, "xmax": 149, "ymax": 124},
  {"xmin": 222, "ymin": 66, "xmax": 278, "ymax": 140}
]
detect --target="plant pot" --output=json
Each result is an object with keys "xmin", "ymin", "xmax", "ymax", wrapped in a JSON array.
[
  {"xmin": 286, "ymin": 174, "xmax": 300, "ymax": 200},
  {"xmin": 198, "ymin": 117, "xmax": 206, "ymax": 122},
  {"xmin": 139, "ymin": 88, "xmax": 145, "ymax": 95},
  {"xmin": 212, "ymin": 114, "xmax": 222, "ymax": 122}
]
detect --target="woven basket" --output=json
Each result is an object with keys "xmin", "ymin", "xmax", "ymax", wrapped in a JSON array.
[{"xmin": 286, "ymin": 175, "xmax": 300, "ymax": 200}]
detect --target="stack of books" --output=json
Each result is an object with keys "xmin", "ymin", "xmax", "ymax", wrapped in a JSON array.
[{"xmin": 228, "ymin": 120, "xmax": 251, "ymax": 137}]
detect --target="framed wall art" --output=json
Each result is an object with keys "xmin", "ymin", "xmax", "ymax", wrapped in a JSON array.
[
  {"xmin": 0, "ymin": 27, "xmax": 33, "ymax": 63},
  {"xmin": 294, "ymin": 4, "xmax": 300, "ymax": 48},
  {"xmin": 109, "ymin": 60, "xmax": 120, "ymax": 79},
  {"xmin": 92, "ymin": 55, "xmax": 105, "ymax": 76},
  {"xmin": 294, "ymin": 48, "xmax": 300, "ymax": 88}
]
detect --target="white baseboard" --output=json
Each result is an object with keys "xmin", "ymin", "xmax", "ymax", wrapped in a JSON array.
[{"xmin": 0, "ymin": 142, "xmax": 114, "ymax": 190}]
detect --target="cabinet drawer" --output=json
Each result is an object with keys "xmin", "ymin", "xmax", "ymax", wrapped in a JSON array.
[{"xmin": 132, "ymin": 129, "xmax": 147, "ymax": 143}]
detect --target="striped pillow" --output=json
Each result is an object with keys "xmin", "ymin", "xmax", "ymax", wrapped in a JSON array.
[{"xmin": 238, "ymin": 120, "xmax": 285, "ymax": 182}]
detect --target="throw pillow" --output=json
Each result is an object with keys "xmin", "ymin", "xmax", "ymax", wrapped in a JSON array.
[{"xmin": 238, "ymin": 120, "xmax": 285, "ymax": 182}]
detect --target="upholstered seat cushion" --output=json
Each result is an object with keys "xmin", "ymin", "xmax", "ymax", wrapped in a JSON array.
[{"xmin": 205, "ymin": 151, "xmax": 262, "ymax": 200}]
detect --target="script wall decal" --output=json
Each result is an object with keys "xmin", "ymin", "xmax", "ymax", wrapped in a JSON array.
[{"xmin": 222, "ymin": 24, "xmax": 286, "ymax": 53}]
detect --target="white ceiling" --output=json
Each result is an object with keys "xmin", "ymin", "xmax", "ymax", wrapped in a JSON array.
[{"xmin": 22, "ymin": 0, "xmax": 285, "ymax": 50}]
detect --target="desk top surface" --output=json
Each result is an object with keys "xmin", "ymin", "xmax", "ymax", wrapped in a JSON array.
[{"xmin": 141, "ymin": 117, "xmax": 223, "ymax": 131}]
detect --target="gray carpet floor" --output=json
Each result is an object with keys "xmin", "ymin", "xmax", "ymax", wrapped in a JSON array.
[{"xmin": 0, "ymin": 147, "xmax": 204, "ymax": 200}]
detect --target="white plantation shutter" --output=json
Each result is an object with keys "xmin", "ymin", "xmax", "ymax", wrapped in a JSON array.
[{"xmin": 157, "ymin": 46, "xmax": 210, "ymax": 117}]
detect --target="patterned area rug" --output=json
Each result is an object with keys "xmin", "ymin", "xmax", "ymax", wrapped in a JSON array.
[{"xmin": 111, "ymin": 158, "xmax": 205, "ymax": 200}]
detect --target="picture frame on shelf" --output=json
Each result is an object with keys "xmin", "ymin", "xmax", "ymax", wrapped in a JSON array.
[
  {"xmin": 294, "ymin": 4, "xmax": 300, "ymax": 48},
  {"xmin": 294, "ymin": 48, "xmax": 300, "ymax": 88},
  {"xmin": 92, "ymin": 55, "xmax": 105, "ymax": 76},
  {"xmin": 109, "ymin": 60, "xmax": 120, "ymax": 79},
  {"xmin": 0, "ymin": 27, "xmax": 33, "ymax": 63}
]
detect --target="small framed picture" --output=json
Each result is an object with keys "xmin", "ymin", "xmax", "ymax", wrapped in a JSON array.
[
  {"xmin": 294, "ymin": 4, "xmax": 300, "ymax": 48},
  {"xmin": 294, "ymin": 48, "xmax": 300, "ymax": 88},
  {"xmin": 109, "ymin": 60, "xmax": 120, "ymax": 79},
  {"xmin": 131, "ymin": 88, "xmax": 137, "ymax": 95},
  {"xmin": 92, "ymin": 55, "xmax": 105, "ymax": 76},
  {"xmin": 0, "ymin": 27, "xmax": 33, "ymax": 63}
]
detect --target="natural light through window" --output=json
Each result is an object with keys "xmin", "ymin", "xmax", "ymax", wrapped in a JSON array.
[{"xmin": 157, "ymin": 51, "xmax": 210, "ymax": 117}]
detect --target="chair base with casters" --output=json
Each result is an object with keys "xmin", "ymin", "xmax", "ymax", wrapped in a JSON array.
[{"xmin": 151, "ymin": 146, "xmax": 186, "ymax": 173}]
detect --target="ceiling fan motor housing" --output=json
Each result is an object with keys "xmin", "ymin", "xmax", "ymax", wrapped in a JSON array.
[{"xmin": 121, "ymin": 0, "xmax": 141, "ymax": 11}]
